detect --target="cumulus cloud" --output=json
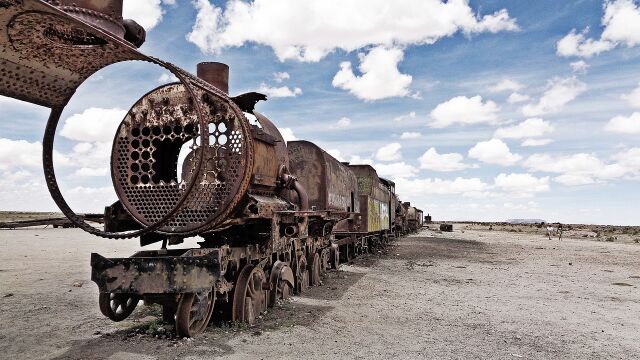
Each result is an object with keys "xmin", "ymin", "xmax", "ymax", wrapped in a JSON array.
[
  {"xmin": 521, "ymin": 77, "xmax": 586, "ymax": 116},
  {"xmin": 604, "ymin": 112, "xmax": 640, "ymax": 134},
  {"xmin": 556, "ymin": 28, "xmax": 614, "ymax": 58},
  {"xmin": 375, "ymin": 143, "xmax": 402, "ymax": 162},
  {"xmin": 400, "ymin": 132, "xmax": 422, "ymax": 139},
  {"xmin": 330, "ymin": 117, "xmax": 352, "ymax": 129},
  {"xmin": 570, "ymin": 60, "xmax": 589, "ymax": 73},
  {"xmin": 326, "ymin": 149, "xmax": 345, "ymax": 162},
  {"xmin": 123, "ymin": 0, "xmax": 172, "ymax": 30},
  {"xmin": 394, "ymin": 111, "xmax": 417, "ymax": 122},
  {"xmin": 0, "ymin": 138, "xmax": 69, "ymax": 170},
  {"xmin": 521, "ymin": 138, "xmax": 552, "ymax": 147},
  {"xmin": 494, "ymin": 173, "xmax": 550, "ymax": 194},
  {"xmin": 468, "ymin": 138, "xmax": 521, "ymax": 166},
  {"xmin": 489, "ymin": 79, "xmax": 524, "ymax": 93},
  {"xmin": 257, "ymin": 83, "xmax": 302, "ymax": 98},
  {"xmin": 507, "ymin": 92, "xmax": 530, "ymax": 104},
  {"xmin": 158, "ymin": 72, "xmax": 179, "ymax": 83},
  {"xmin": 187, "ymin": 0, "xmax": 518, "ymax": 62},
  {"xmin": 332, "ymin": 46, "xmax": 412, "ymax": 101},
  {"xmin": 280, "ymin": 128, "xmax": 298, "ymax": 142},
  {"xmin": 429, "ymin": 95, "xmax": 500, "ymax": 128},
  {"xmin": 395, "ymin": 176, "xmax": 490, "ymax": 197},
  {"xmin": 523, "ymin": 151, "xmax": 637, "ymax": 185},
  {"xmin": 60, "ymin": 107, "xmax": 126, "ymax": 143},
  {"xmin": 419, "ymin": 147, "xmax": 469, "ymax": 172},
  {"xmin": 556, "ymin": 0, "xmax": 640, "ymax": 58},
  {"xmin": 494, "ymin": 118, "xmax": 554, "ymax": 139},
  {"xmin": 374, "ymin": 162, "xmax": 419, "ymax": 178},
  {"xmin": 621, "ymin": 83, "xmax": 640, "ymax": 107},
  {"xmin": 273, "ymin": 72, "xmax": 290, "ymax": 83}
]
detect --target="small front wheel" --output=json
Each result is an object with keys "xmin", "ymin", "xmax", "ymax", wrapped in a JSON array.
[{"xmin": 98, "ymin": 292, "xmax": 139, "ymax": 322}]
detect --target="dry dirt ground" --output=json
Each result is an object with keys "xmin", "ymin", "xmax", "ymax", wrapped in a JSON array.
[{"xmin": 1, "ymin": 225, "xmax": 639, "ymax": 359}]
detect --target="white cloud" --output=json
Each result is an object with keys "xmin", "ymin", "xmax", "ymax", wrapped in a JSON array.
[
  {"xmin": 400, "ymin": 132, "xmax": 422, "ymax": 139},
  {"xmin": 0, "ymin": 138, "xmax": 45, "ymax": 170},
  {"xmin": 0, "ymin": 138, "xmax": 69, "ymax": 170},
  {"xmin": 158, "ymin": 72, "xmax": 179, "ymax": 83},
  {"xmin": 570, "ymin": 60, "xmax": 589, "ymax": 73},
  {"xmin": 621, "ymin": 83, "xmax": 640, "ymax": 107},
  {"xmin": 327, "ymin": 149, "xmax": 345, "ymax": 162},
  {"xmin": 556, "ymin": 0, "xmax": 640, "ymax": 58},
  {"xmin": 521, "ymin": 138, "xmax": 552, "ymax": 147},
  {"xmin": 332, "ymin": 46, "xmax": 412, "ymax": 101},
  {"xmin": 123, "ymin": 0, "xmax": 172, "ymax": 30},
  {"xmin": 523, "ymin": 152, "xmax": 636, "ymax": 185},
  {"xmin": 604, "ymin": 112, "xmax": 640, "ymax": 134},
  {"xmin": 60, "ymin": 107, "xmax": 126, "ymax": 143},
  {"xmin": 394, "ymin": 111, "xmax": 417, "ymax": 122},
  {"xmin": 521, "ymin": 77, "xmax": 586, "ymax": 116},
  {"xmin": 395, "ymin": 176, "xmax": 490, "ymax": 196},
  {"xmin": 507, "ymin": 92, "xmax": 530, "ymax": 104},
  {"xmin": 187, "ymin": 0, "xmax": 518, "ymax": 62},
  {"xmin": 468, "ymin": 138, "xmax": 521, "ymax": 166},
  {"xmin": 556, "ymin": 28, "xmax": 614, "ymax": 58},
  {"xmin": 330, "ymin": 117, "xmax": 352, "ymax": 129},
  {"xmin": 418, "ymin": 147, "xmax": 469, "ymax": 172},
  {"xmin": 494, "ymin": 118, "xmax": 554, "ymax": 139},
  {"xmin": 429, "ymin": 95, "xmax": 500, "ymax": 128},
  {"xmin": 489, "ymin": 79, "xmax": 524, "ymax": 93},
  {"xmin": 375, "ymin": 143, "xmax": 402, "ymax": 162},
  {"xmin": 273, "ymin": 72, "xmax": 290, "ymax": 83},
  {"xmin": 374, "ymin": 162, "xmax": 419, "ymax": 178},
  {"xmin": 553, "ymin": 174, "xmax": 596, "ymax": 186},
  {"xmin": 494, "ymin": 173, "xmax": 550, "ymax": 193},
  {"xmin": 280, "ymin": 128, "xmax": 298, "ymax": 142},
  {"xmin": 257, "ymin": 83, "xmax": 302, "ymax": 98},
  {"xmin": 348, "ymin": 155, "xmax": 374, "ymax": 165}
]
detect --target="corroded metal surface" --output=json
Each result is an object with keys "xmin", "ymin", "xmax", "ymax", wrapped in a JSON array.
[{"xmin": 91, "ymin": 250, "xmax": 221, "ymax": 294}]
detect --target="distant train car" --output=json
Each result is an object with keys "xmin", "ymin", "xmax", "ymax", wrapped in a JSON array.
[
  {"xmin": 349, "ymin": 165, "xmax": 390, "ymax": 235},
  {"xmin": 379, "ymin": 178, "xmax": 397, "ymax": 236}
]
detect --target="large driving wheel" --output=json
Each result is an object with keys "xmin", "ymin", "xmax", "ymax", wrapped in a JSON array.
[
  {"xmin": 175, "ymin": 290, "xmax": 215, "ymax": 337},
  {"xmin": 308, "ymin": 252, "xmax": 322, "ymax": 286},
  {"xmin": 294, "ymin": 255, "xmax": 310, "ymax": 294},
  {"xmin": 98, "ymin": 292, "xmax": 139, "ymax": 322},
  {"xmin": 268, "ymin": 261, "xmax": 294, "ymax": 307},
  {"xmin": 232, "ymin": 265, "xmax": 267, "ymax": 325}
]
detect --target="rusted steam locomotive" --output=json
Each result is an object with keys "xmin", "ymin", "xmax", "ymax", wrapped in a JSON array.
[{"xmin": 0, "ymin": 0, "xmax": 424, "ymax": 337}]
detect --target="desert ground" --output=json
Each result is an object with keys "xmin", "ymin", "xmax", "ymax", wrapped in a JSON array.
[{"xmin": 1, "ymin": 223, "xmax": 639, "ymax": 359}]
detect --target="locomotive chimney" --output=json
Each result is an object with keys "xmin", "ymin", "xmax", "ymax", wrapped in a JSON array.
[{"xmin": 197, "ymin": 62, "xmax": 229, "ymax": 94}]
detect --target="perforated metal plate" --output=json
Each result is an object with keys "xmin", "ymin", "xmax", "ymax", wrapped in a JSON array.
[{"xmin": 112, "ymin": 84, "xmax": 253, "ymax": 234}]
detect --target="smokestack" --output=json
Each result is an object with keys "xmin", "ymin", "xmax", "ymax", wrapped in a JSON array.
[{"xmin": 197, "ymin": 62, "xmax": 229, "ymax": 94}]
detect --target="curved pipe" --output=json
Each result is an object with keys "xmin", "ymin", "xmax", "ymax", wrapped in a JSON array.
[{"xmin": 278, "ymin": 165, "xmax": 309, "ymax": 235}]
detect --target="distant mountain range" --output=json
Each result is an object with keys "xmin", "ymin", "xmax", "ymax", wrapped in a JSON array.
[{"xmin": 506, "ymin": 219, "xmax": 546, "ymax": 224}]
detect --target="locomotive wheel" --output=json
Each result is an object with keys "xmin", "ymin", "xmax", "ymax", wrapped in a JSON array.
[
  {"xmin": 175, "ymin": 290, "xmax": 215, "ymax": 337},
  {"xmin": 232, "ymin": 265, "xmax": 267, "ymax": 325},
  {"xmin": 268, "ymin": 261, "xmax": 293, "ymax": 307},
  {"xmin": 294, "ymin": 256, "xmax": 309, "ymax": 294},
  {"xmin": 320, "ymin": 248, "xmax": 330, "ymax": 271},
  {"xmin": 330, "ymin": 245, "xmax": 340, "ymax": 269},
  {"xmin": 98, "ymin": 292, "xmax": 139, "ymax": 322},
  {"xmin": 308, "ymin": 252, "xmax": 322, "ymax": 286}
]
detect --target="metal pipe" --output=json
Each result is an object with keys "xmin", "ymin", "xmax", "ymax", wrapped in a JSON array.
[{"xmin": 197, "ymin": 62, "xmax": 229, "ymax": 94}]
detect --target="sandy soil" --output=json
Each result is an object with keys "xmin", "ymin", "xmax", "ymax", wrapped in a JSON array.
[{"xmin": 1, "ymin": 226, "xmax": 639, "ymax": 359}]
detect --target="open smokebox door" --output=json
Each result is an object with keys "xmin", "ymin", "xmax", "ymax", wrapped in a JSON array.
[
  {"xmin": 0, "ymin": 0, "xmax": 255, "ymax": 239},
  {"xmin": 0, "ymin": 0, "xmax": 149, "ymax": 108}
]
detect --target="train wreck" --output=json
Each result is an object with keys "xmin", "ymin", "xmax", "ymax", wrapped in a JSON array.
[{"xmin": 0, "ymin": 0, "xmax": 424, "ymax": 337}]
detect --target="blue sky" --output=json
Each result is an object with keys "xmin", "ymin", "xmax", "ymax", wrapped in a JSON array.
[{"xmin": 1, "ymin": 0, "xmax": 639, "ymax": 225}]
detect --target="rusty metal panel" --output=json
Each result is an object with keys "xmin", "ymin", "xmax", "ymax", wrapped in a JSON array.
[
  {"xmin": 0, "ymin": 0, "xmax": 145, "ymax": 107},
  {"xmin": 288, "ymin": 140, "xmax": 359, "ymax": 213},
  {"xmin": 91, "ymin": 250, "xmax": 221, "ymax": 294}
]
